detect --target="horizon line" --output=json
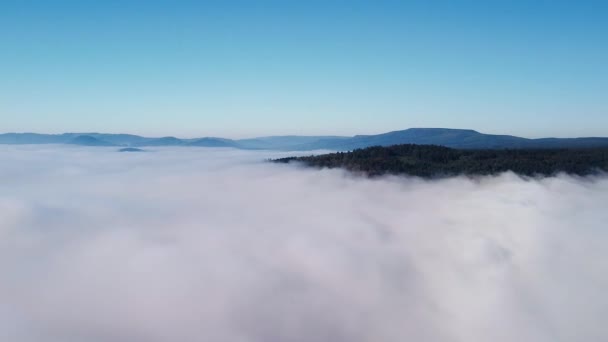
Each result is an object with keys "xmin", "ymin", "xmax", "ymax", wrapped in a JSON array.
[{"xmin": 2, "ymin": 127, "xmax": 607, "ymax": 140}]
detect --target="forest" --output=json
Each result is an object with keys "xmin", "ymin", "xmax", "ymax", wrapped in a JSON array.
[{"xmin": 273, "ymin": 144, "xmax": 608, "ymax": 178}]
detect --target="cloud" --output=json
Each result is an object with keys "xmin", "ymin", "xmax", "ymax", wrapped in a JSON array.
[{"xmin": 1, "ymin": 145, "xmax": 607, "ymax": 342}]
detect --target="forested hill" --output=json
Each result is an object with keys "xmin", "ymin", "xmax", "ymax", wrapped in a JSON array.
[{"xmin": 273, "ymin": 144, "xmax": 608, "ymax": 178}]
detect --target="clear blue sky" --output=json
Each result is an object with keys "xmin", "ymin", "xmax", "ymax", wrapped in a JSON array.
[{"xmin": 1, "ymin": 0, "xmax": 606, "ymax": 138}]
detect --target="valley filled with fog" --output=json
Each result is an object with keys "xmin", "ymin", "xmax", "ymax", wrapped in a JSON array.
[{"xmin": 1, "ymin": 145, "xmax": 607, "ymax": 342}]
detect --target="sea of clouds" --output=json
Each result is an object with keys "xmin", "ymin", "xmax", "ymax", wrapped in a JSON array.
[{"xmin": 0, "ymin": 145, "xmax": 607, "ymax": 342}]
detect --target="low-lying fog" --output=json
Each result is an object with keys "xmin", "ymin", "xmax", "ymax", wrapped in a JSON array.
[{"xmin": 1, "ymin": 145, "xmax": 607, "ymax": 342}]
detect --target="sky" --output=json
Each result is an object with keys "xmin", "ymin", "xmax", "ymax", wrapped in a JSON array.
[{"xmin": 1, "ymin": 0, "xmax": 606, "ymax": 138}]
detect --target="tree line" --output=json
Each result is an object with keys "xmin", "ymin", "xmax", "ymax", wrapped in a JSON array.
[{"xmin": 273, "ymin": 144, "xmax": 608, "ymax": 177}]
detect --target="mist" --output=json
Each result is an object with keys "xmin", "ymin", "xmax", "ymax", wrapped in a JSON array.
[{"xmin": 1, "ymin": 145, "xmax": 607, "ymax": 342}]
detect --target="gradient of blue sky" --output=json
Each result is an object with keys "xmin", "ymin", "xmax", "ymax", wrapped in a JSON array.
[{"xmin": 1, "ymin": 0, "xmax": 606, "ymax": 138}]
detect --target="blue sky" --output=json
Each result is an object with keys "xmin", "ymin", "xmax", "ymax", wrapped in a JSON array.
[{"xmin": 1, "ymin": 0, "xmax": 606, "ymax": 138}]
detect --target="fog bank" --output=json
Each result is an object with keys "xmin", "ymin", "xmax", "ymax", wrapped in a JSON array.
[{"xmin": 1, "ymin": 146, "xmax": 607, "ymax": 342}]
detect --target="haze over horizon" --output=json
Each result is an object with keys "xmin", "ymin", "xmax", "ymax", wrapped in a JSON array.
[
  {"xmin": 3, "ymin": 126, "xmax": 608, "ymax": 141},
  {"xmin": 2, "ymin": 0, "xmax": 607, "ymax": 138}
]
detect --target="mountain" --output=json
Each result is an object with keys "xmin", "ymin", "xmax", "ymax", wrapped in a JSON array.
[
  {"xmin": 187, "ymin": 137, "xmax": 239, "ymax": 148},
  {"xmin": 236, "ymin": 136, "xmax": 349, "ymax": 150},
  {"xmin": 288, "ymin": 128, "xmax": 608, "ymax": 150},
  {"xmin": 68, "ymin": 135, "xmax": 116, "ymax": 146},
  {"xmin": 0, "ymin": 133, "xmax": 72, "ymax": 144},
  {"xmin": 81, "ymin": 133, "xmax": 148, "ymax": 145},
  {"xmin": 1, "ymin": 128, "xmax": 608, "ymax": 150},
  {"xmin": 293, "ymin": 129, "xmax": 530, "ymax": 150},
  {"xmin": 136, "ymin": 136, "xmax": 184, "ymax": 146},
  {"xmin": 118, "ymin": 147, "xmax": 145, "ymax": 152}
]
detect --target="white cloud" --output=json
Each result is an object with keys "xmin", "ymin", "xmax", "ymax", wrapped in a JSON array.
[{"xmin": 1, "ymin": 145, "xmax": 607, "ymax": 342}]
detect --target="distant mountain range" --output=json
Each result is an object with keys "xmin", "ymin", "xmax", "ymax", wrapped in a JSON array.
[{"xmin": 1, "ymin": 128, "xmax": 608, "ymax": 150}]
